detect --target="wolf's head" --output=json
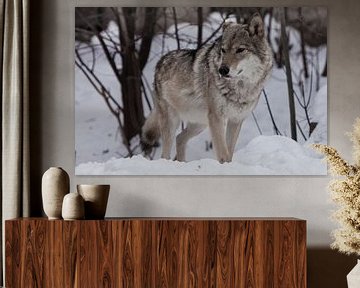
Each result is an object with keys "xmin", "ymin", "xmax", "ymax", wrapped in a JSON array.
[{"xmin": 217, "ymin": 13, "xmax": 271, "ymax": 80}]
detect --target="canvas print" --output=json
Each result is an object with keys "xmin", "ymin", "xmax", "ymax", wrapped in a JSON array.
[{"xmin": 75, "ymin": 7, "xmax": 328, "ymax": 175}]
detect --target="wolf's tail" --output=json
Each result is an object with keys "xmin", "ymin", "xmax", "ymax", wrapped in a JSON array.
[{"xmin": 141, "ymin": 107, "xmax": 161, "ymax": 155}]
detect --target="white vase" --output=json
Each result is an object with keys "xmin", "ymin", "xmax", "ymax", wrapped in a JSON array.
[
  {"xmin": 347, "ymin": 260, "xmax": 360, "ymax": 288},
  {"xmin": 62, "ymin": 192, "xmax": 85, "ymax": 220},
  {"xmin": 42, "ymin": 167, "xmax": 70, "ymax": 219},
  {"xmin": 77, "ymin": 184, "xmax": 110, "ymax": 219}
]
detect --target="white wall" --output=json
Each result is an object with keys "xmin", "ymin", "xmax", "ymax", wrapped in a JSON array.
[{"xmin": 33, "ymin": 0, "xmax": 360, "ymax": 247}]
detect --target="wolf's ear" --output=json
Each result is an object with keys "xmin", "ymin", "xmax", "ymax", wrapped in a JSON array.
[
  {"xmin": 249, "ymin": 13, "xmax": 264, "ymax": 38},
  {"xmin": 222, "ymin": 21, "xmax": 235, "ymax": 31}
]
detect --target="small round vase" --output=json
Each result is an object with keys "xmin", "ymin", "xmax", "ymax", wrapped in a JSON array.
[
  {"xmin": 42, "ymin": 167, "xmax": 70, "ymax": 219},
  {"xmin": 77, "ymin": 184, "xmax": 110, "ymax": 219},
  {"xmin": 62, "ymin": 192, "xmax": 85, "ymax": 220}
]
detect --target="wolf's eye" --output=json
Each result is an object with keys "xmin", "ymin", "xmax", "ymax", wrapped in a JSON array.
[
  {"xmin": 221, "ymin": 48, "xmax": 226, "ymax": 54},
  {"xmin": 236, "ymin": 48, "xmax": 246, "ymax": 54}
]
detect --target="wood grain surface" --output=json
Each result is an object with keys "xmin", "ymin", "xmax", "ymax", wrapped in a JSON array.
[{"xmin": 5, "ymin": 218, "xmax": 306, "ymax": 288}]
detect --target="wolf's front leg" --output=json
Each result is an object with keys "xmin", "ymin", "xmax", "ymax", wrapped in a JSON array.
[
  {"xmin": 208, "ymin": 111, "xmax": 230, "ymax": 163},
  {"xmin": 159, "ymin": 108, "xmax": 180, "ymax": 160},
  {"xmin": 226, "ymin": 119, "xmax": 243, "ymax": 160}
]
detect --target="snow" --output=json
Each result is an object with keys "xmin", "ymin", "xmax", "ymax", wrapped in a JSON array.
[
  {"xmin": 75, "ymin": 10, "xmax": 327, "ymax": 175},
  {"xmin": 76, "ymin": 135, "xmax": 326, "ymax": 175}
]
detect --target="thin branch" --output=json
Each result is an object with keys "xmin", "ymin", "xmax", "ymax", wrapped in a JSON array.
[
  {"xmin": 75, "ymin": 48, "xmax": 134, "ymax": 156},
  {"xmin": 251, "ymin": 112, "xmax": 263, "ymax": 135},
  {"xmin": 296, "ymin": 120, "xmax": 307, "ymax": 141},
  {"xmin": 267, "ymin": 8, "xmax": 273, "ymax": 46},
  {"xmin": 172, "ymin": 8, "xmax": 181, "ymax": 50},
  {"xmin": 197, "ymin": 7, "xmax": 203, "ymax": 49},
  {"xmin": 140, "ymin": 75, "xmax": 153, "ymax": 111},
  {"xmin": 263, "ymin": 89, "xmax": 281, "ymax": 135},
  {"xmin": 75, "ymin": 49, "xmax": 123, "ymax": 113},
  {"xmin": 198, "ymin": 18, "xmax": 226, "ymax": 48}
]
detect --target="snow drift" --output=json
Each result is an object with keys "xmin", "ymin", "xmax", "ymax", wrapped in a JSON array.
[{"xmin": 76, "ymin": 135, "xmax": 326, "ymax": 175}]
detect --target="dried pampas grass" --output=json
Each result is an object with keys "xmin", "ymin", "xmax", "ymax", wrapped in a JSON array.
[{"xmin": 313, "ymin": 118, "xmax": 360, "ymax": 256}]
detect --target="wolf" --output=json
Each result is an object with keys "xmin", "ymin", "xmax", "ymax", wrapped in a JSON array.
[{"xmin": 141, "ymin": 13, "xmax": 273, "ymax": 163}]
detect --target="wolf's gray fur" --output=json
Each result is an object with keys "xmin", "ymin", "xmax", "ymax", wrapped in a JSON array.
[{"xmin": 142, "ymin": 13, "xmax": 273, "ymax": 163}]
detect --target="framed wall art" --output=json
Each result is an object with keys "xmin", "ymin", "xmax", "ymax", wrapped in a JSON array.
[{"xmin": 75, "ymin": 7, "xmax": 327, "ymax": 175}]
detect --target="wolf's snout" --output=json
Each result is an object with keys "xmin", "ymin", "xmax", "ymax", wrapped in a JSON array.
[{"xmin": 219, "ymin": 65, "xmax": 230, "ymax": 77}]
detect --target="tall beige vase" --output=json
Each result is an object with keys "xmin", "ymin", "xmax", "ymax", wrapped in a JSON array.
[
  {"xmin": 77, "ymin": 184, "xmax": 110, "ymax": 219},
  {"xmin": 42, "ymin": 167, "xmax": 70, "ymax": 219}
]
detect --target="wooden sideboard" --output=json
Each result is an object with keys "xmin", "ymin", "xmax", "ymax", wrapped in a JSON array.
[{"xmin": 5, "ymin": 218, "xmax": 306, "ymax": 287}]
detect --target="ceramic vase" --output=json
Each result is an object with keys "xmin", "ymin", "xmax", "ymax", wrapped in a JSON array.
[
  {"xmin": 42, "ymin": 167, "xmax": 70, "ymax": 219},
  {"xmin": 62, "ymin": 192, "xmax": 85, "ymax": 220},
  {"xmin": 77, "ymin": 184, "xmax": 110, "ymax": 219},
  {"xmin": 347, "ymin": 259, "xmax": 360, "ymax": 288}
]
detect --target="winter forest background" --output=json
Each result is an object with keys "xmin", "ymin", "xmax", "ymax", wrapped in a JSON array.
[{"xmin": 75, "ymin": 7, "xmax": 328, "ymax": 175}]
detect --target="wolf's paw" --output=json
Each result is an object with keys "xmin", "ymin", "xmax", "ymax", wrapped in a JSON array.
[
  {"xmin": 174, "ymin": 154, "xmax": 185, "ymax": 162},
  {"xmin": 141, "ymin": 140, "xmax": 159, "ymax": 156},
  {"xmin": 218, "ymin": 154, "xmax": 232, "ymax": 164}
]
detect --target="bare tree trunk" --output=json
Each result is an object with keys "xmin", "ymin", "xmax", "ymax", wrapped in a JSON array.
[
  {"xmin": 138, "ymin": 8, "xmax": 157, "ymax": 70},
  {"xmin": 298, "ymin": 8, "xmax": 309, "ymax": 79},
  {"xmin": 118, "ymin": 8, "xmax": 145, "ymax": 141},
  {"xmin": 76, "ymin": 8, "xmax": 158, "ymax": 153},
  {"xmin": 280, "ymin": 8, "xmax": 297, "ymax": 141},
  {"xmin": 197, "ymin": 7, "xmax": 203, "ymax": 49},
  {"xmin": 276, "ymin": 42, "xmax": 283, "ymax": 68},
  {"xmin": 235, "ymin": 8, "xmax": 242, "ymax": 23}
]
